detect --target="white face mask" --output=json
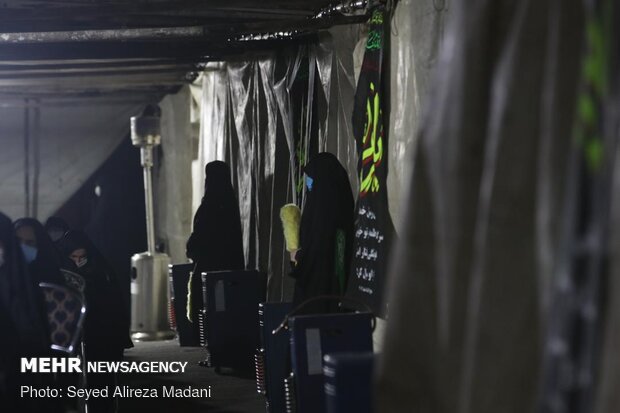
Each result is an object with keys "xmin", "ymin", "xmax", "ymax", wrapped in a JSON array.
[{"xmin": 77, "ymin": 257, "xmax": 88, "ymax": 268}]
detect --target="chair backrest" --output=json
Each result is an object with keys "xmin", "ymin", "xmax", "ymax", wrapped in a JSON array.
[
  {"xmin": 39, "ymin": 282, "xmax": 86, "ymax": 355},
  {"xmin": 200, "ymin": 270, "xmax": 267, "ymax": 369},
  {"xmin": 323, "ymin": 352, "xmax": 375, "ymax": 413},
  {"xmin": 257, "ymin": 302, "xmax": 293, "ymax": 412},
  {"xmin": 61, "ymin": 269, "xmax": 86, "ymax": 293},
  {"xmin": 288, "ymin": 312, "xmax": 374, "ymax": 413},
  {"xmin": 169, "ymin": 263, "xmax": 196, "ymax": 345}
]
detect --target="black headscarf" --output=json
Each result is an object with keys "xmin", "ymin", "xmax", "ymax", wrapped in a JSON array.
[
  {"xmin": 186, "ymin": 161, "xmax": 245, "ymax": 272},
  {"xmin": 0, "ymin": 213, "xmax": 57, "ymax": 413},
  {"xmin": 185, "ymin": 161, "xmax": 244, "ymax": 330},
  {"xmin": 57, "ymin": 229, "xmax": 112, "ymax": 276},
  {"xmin": 291, "ymin": 152, "xmax": 355, "ymax": 310},
  {"xmin": 44, "ymin": 216, "xmax": 69, "ymax": 242},
  {"xmin": 57, "ymin": 230, "xmax": 132, "ymax": 352},
  {"xmin": 13, "ymin": 218, "xmax": 63, "ymax": 285},
  {"xmin": 0, "ymin": 213, "xmax": 49, "ymax": 356}
]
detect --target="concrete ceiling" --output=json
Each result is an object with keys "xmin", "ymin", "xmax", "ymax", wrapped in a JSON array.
[{"xmin": 0, "ymin": 0, "xmax": 371, "ymax": 103}]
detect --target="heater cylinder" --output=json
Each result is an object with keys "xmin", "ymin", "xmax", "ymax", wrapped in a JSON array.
[{"xmin": 130, "ymin": 252, "xmax": 171, "ymax": 340}]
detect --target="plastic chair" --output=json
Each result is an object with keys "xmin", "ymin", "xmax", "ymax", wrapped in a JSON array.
[
  {"xmin": 40, "ymin": 282, "xmax": 89, "ymax": 412},
  {"xmin": 39, "ymin": 282, "xmax": 86, "ymax": 354}
]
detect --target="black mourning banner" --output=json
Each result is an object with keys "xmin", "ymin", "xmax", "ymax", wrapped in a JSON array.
[{"xmin": 346, "ymin": 7, "xmax": 393, "ymax": 318}]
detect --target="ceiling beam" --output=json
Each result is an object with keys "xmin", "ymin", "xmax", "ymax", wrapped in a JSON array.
[
  {"xmin": 0, "ymin": 26, "xmax": 209, "ymax": 43},
  {"xmin": 0, "ymin": 64, "xmax": 197, "ymax": 77},
  {"xmin": 0, "ymin": 14, "xmax": 365, "ymax": 44}
]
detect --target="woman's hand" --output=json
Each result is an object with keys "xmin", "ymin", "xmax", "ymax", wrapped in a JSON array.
[{"xmin": 289, "ymin": 249, "xmax": 298, "ymax": 264}]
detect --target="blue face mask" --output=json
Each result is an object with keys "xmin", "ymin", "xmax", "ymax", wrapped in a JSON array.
[
  {"xmin": 305, "ymin": 175, "xmax": 314, "ymax": 191},
  {"xmin": 21, "ymin": 243, "xmax": 38, "ymax": 264}
]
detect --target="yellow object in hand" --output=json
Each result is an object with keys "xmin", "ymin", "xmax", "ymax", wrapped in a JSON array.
[{"xmin": 280, "ymin": 203, "xmax": 301, "ymax": 252}]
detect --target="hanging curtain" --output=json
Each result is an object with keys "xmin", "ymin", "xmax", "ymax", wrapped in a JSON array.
[
  {"xmin": 195, "ymin": 28, "xmax": 363, "ymax": 302},
  {"xmin": 376, "ymin": 0, "xmax": 587, "ymax": 412}
]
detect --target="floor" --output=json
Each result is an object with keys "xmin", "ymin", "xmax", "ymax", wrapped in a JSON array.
[{"xmin": 117, "ymin": 340, "xmax": 265, "ymax": 413}]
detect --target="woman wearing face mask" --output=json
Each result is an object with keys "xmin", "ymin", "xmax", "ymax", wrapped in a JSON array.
[
  {"xmin": 0, "ymin": 213, "xmax": 56, "ymax": 411},
  {"xmin": 289, "ymin": 152, "xmax": 355, "ymax": 314},
  {"xmin": 58, "ymin": 230, "xmax": 132, "ymax": 413},
  {"xmin": 13, "ymin": 218, "xmax": 64, "ymax": 286}
]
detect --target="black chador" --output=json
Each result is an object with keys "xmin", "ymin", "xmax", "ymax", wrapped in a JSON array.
[
  {"xmin": 291, "ymin": 152, "xmax": 355, "ymax": 313},
  {"xmin": 57, "ymin": 230, "xmax": 132, "ymax": 356},
  {"xmin": 0, "ymin": 213, "xmax": 55, "ymax": 411},
  {"xmin": 186, "ymin": 161, "xmax": 245, "ymax": 329},
  {"xmin": 13, "ymin": 217, "xmax": 64, "ymax": 286}
]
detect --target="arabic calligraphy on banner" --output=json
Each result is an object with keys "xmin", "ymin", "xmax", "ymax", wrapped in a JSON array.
[{"xmin": 345, "ymin": 7, "xmax": 394, "ymax": 318}]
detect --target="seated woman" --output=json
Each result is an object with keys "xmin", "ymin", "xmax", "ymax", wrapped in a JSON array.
[
  {"xmin": 289, "ymin": 152, "xmax": 355, "ymax": 314},
  {"xmin": 186, "ymin": 161, "xmax": 245, "ymax": 340},
  {"xmin": 57, "ymin": 230, "xmax": 132, "ymax": 412},
  {"xmin": 14, "ymin": 217, "xmax": 64, "ymax": 285}
]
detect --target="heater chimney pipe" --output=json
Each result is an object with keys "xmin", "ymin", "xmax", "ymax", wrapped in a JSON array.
[{"xmin": 130, "ymin": 107, "xmax": 161, "ymax": 255}]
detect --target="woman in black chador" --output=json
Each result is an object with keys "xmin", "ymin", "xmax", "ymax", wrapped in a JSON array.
[
  {"xmin": 58, "ymin": 230, "xmax": 132, "ymax": 354},
  {"xmin": 290, "ymin": 152, "xmax": 355, "ymax": 313},
  {"xmin": 186, "ymin": 161, "xmax": 245, "ymax": 337},
  {"xmin": 57, "ymin": 230, "xmax": 131, "ymax": 413},
  {"xmin": 44, "ymin": 216, "xmax": 70, "ymax": 242},
  {"xmin": 14, "ymin": 217, "xmax": 64, "ymax": 286},
  {"xmin": 0, "ymin": 213, "xmax": 54, "ymax": 411}
]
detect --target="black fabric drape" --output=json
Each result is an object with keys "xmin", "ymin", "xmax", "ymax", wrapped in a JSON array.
[
  {"xmin": 290, "ymin": 152, "xmax": 355, "ymax": 313},
  {"xmin": 346, "ymin": 7, "xmax": 395, "ymax": 318}
]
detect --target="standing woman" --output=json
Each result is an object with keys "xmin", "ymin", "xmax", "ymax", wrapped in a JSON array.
[
  {"xmin": 186, "ymin": 161, "xmax": 245, "ymax": 337},
  {"xmin": 14, "ymin": 218, "xmax": 64, "ymax": 285},
  {"xmin": 290, "ymin": 152, "xmax": 355, "ymax": 313},
  {"xmin": 0, "ymin": 213, "xmax": 53, "ymax": 411}
]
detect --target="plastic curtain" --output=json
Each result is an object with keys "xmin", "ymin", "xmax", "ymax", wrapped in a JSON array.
[
  {"xmin": 376, "ymin": 1, "xmax": 586, "ymax": 412},
  {"xmin": 194, "ymin": 28, "xmax": 363, "ymax": 301},
  {"xmin": 388, "ymin": 0, "xmax": 450, "ymax": 232},
  {"xmin": 154, "ymin": 86, "xmax": 193, "ymax": 264},
  {"xmin": 225, "ymin": 54, "xmax": 306, "ymax": 301}
]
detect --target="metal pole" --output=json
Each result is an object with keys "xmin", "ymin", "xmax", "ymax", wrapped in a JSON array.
[
  {"xmin": 23, "ymin": 101, "xmax": 30, "ymax": 217},
  {"xmin": 141, "ymin": 146, "xmax": 156, "ymax": 255},
  {"xmin": 32, "ymin": 102, "xmax": 40, "ymax": 219}
]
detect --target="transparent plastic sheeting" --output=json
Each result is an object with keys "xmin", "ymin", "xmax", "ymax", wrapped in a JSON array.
[
  {"xmin": 194, "ymin": 26, "xmax": 362, "ymax": 301},
  {"xmin": 387, "ymin": 0, "xmax": 450, "ymax": 232},
  {"xmin": 154, "ymin": 87, "xmax": 194, "ymax": 264},
  {"xmin": 376, "ymin": 1, "xmax": 589, "ymax": 413}
]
